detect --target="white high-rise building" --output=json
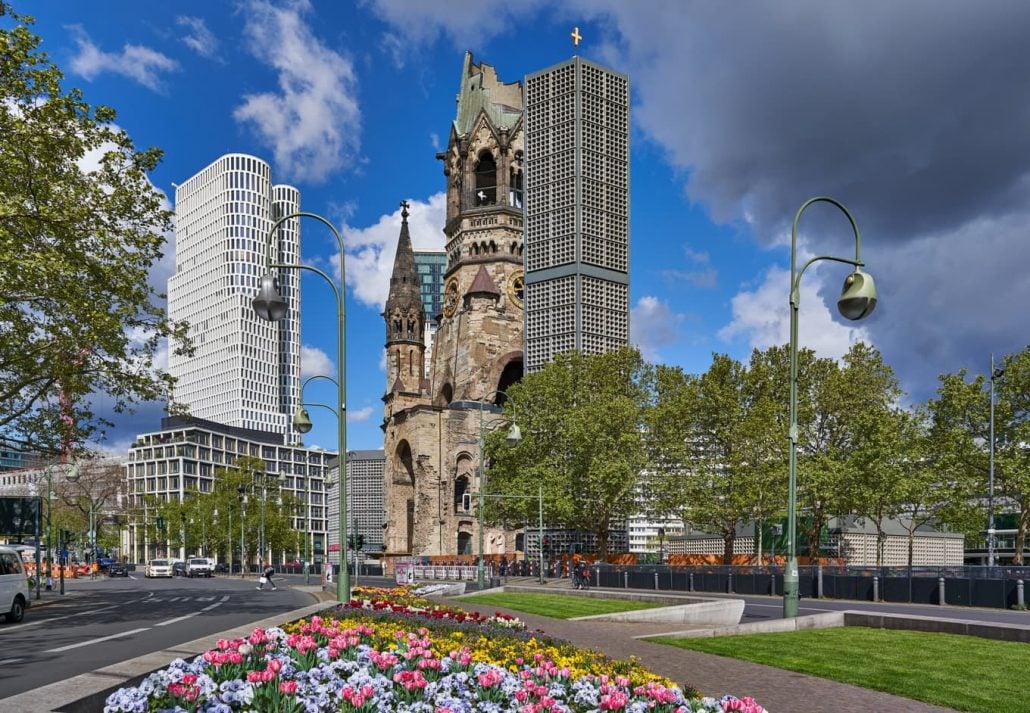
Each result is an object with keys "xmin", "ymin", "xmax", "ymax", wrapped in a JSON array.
[{"xmin": 168, "ymin": 154, "xmax": 301, "ymax": 437}]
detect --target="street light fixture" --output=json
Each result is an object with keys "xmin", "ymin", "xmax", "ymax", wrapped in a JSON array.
[
  {"xmin": 254, "ymin": 211, "xmax": 350, "ymax": 603},
  {"xmin": 293, "ymin": 374, "xmax": 341, "ymax": 585},
  {"xmin": 988, "ymin": 355, "xmax": 1005, "ymax": 568},
  {"xmin": 785, "ymin": 196, "xmax": 878, "ymax": 618},
  {"xmin": 448, "ymin": 391, "xmax": 523, "ymax": 589}
]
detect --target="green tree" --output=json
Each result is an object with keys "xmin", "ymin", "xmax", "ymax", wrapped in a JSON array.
[
  {"xmin": 0, "ymin": 3, "xmax": 190, "ymax": 454},
  {"xmin": 487, "ymin": 348, "xmax": 652, "ymax": 557},
  {"xmin": 929, "ymin": 346, "xmax": 1030, "ymax": 562}
]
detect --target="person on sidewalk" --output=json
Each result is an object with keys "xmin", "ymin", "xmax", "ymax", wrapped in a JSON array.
[{"xmin": 257, "ymin": 564, "xmax": 277, "ymax": 591}]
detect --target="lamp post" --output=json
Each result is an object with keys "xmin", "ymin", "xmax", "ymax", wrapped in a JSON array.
[
  {"xmin": 257, "ymin": 472, "xmax": 284, "ymax": 568},
  {"xmin": 785, "ymin": 197, "xmax": 878, "ymax": 619},
  {"xmin": 988, "ymin": 355, "xmax": 1005, "ymax": 568},
  {"xmin": 254, "ymin": 211, "xmax": 349, "ymax": 602},
  {"xmin": 448, "ymin": 391, "xmax": 523, "ymax": 590},
  {"xmin": 293, "ymin": 375, "xmax": 340, "ymax": 585},
  {"xmin": 238, "ymin": 486, "xmax": 247, "ymax": 578}
]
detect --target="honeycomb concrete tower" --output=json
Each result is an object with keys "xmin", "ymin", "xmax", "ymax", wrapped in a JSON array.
[
  {"xmin": 168, "ymin": 153, "xmax": 301, "ymax": 437},
  {"xmin": 523, "ymin": 57, "xmax": 630, "ymax": 371},
  {"xmin": 382, "ymin": 53, "xmax": 526, "ymax": 557}
]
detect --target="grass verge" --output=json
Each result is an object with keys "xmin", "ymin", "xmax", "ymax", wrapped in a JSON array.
[
  {"xmin": 464, "ymin": 592, "xmax": 661, "ymax": 619},
  {"xmin": 649, "ymin": 627, "xmax": 1030, "ymax": 713}
]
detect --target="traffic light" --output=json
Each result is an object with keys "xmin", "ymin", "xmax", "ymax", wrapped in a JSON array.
[
  {"xmin": 62, "ymin": 529, "xmax": 73, "ymax": 543},
  {"xmin": 156, "ymin": 516, "xmax": 166, "ymax": 531},
  {"xmin": 347, "ymin": 534, "xmax": 366, "ymax": 551},
  {"xmin": 542, "ymin": 537, "xmax": 549, "ymax": 552},
  {"xmin": 461, "ymin": 493, "xmax": 472, "ymax": 512}
]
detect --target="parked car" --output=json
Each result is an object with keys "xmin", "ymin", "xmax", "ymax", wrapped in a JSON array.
[
  {"xmin": 108, "ymin": 562, "xmax": 130, "ymax": 577},
  {"xmin": 0, "ymin": 546, "xmax": 30, "ymax": 623},
  {"xmin": 145, "ymin": 559, "xmax": 173, "ymax": 578},
  {"xmin": 172, "ymin": 561, "xmax": 188, "ymax": 577},
  {"xmin": 215, "ymin": 562, "xmax": 230, "ymax": 573},
  {"xmin": 186, "ymin": 558, "xmax": 214, "ymax": 578}
]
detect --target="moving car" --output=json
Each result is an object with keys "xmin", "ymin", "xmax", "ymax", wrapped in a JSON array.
[
  {"xmin": 145, "ymin": 559, "xmax": 173, "ymax": 578},
  {"xmin": 186, "ymin": 558, "xmax": 214, "ymax": 578},
  {"xmin": 172, "ymin": 561, "xmax": 188, "ymax": 577},
  {"xmin": 108, "ymin": 562, "xmax": 130, "ymax": 577},
  {"xmin": 0, "ymin": 545, "xmax": 30, "ymax": 623}
]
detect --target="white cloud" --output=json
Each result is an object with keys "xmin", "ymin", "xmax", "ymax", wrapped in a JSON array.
[
  {"xmin": 176, "ymin": 16, "xmax": 220, "ymax": 59},
  {"xmin": 234, "ymin": 0, "xmax": 361, "ymax": 184},
  {"xmin": 347, "ymin": 406, "xmax": 375, "ymax": 424},
  {"xmin": 67, "ymin": 25, "xmax": 179, "ymax": 91},
  {"xmin": 331, "ymin": 193, "xmax": 447, "ymax": 309},
  {"xmin": 630, "ymin": 296, "xmax": 686, "ymax": 362},
  {"xmin": 300, "ymin": 345, "xmax": 335, "ymax": 379},
  {"xmin": 718, "ymin": 262, "xmax": 871, "ymax": 361},
  {"xmin": 368, "ymin": 0, "xmax": 550, "ymax": 64}
]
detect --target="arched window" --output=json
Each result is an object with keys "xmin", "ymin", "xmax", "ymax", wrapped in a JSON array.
[
  {"xmin": 454, "ymin": 474, "xmax": 470, "ymax": 513},
  {"xmin": 510, "ymin": 167, "xmax": 523, "ymax": 208},
  {"xmin": 474, "ymin": 151, "xmax": 496, "ymax": 205},
  {"xmin": 488, "ymin": 240, "xmax": 497, "ymax": 254}
]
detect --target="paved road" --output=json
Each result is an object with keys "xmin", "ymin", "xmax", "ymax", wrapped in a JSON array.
[{"xmin": 0, "ymin": 572, "xmax": 312, "ymax": 700}]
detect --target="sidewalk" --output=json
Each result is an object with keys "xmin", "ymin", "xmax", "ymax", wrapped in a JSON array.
[{"xmin": 448, "ymin": 590, "xmax": 958, "ymax": 713}]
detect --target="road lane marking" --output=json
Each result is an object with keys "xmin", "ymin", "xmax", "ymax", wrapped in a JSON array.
[
  {"xmin": 156, "ymin": 595, "xmax": 229, "ymax": 626},
  {"xmin": 0, "ymin": 597, "xmax": 147, "ymax": 633},
  {"xmin": 0, "ymin": 658, "xmax": 25, "ymax": 665},
  {"xmin": 45, "ymin": 627, "xmax": 151, "ymax": 653}
]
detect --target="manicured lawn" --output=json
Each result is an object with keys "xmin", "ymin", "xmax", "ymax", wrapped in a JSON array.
[
  {"xmin": 464, "ymin": 592, "xmax": 662, "ymax": 619},
  {"xmin": 650, "ymin": 627, "xmax": 1030, "ymax": 713}
]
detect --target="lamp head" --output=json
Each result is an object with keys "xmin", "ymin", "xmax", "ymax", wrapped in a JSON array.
[
  {"xmin": 505, "ymin": 423, "xmax": 523, "ymax": 447},
  {"xmin": 65, "ymin": 465, "xmax": 79, "ymax": 483},
  {"xmin": 837, "ymin": 270, "xmax": 877, "ymax": 321},
  {"xmin": 293, "ymin": 406, "xmax": 313, "ymax": 434},
  {"xmin": 253, "ymin": 273, "xmax": 288, "ymax": 322},
  {"xmin": 992, "ymin": 368, "xmax": 1005, "ymax": 380}
]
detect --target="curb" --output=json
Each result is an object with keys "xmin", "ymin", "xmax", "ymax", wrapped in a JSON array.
[{"xmin": 0, "ymin": 588, "xmax": 341, "ymax": 713}]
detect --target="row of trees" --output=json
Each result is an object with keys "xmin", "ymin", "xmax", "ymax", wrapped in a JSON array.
[
  {"xmin": 129, "ymin": 458, "xmax": 308, "ymax": 564},
  {"xmin": 486, "ymin": 344, "xmax": 1029, "ymax": 566}
]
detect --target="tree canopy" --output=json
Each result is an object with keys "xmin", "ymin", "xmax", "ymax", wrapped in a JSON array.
[{"xmin": 0, "ymin": 3, "xmax": 190, "ymax": 454}]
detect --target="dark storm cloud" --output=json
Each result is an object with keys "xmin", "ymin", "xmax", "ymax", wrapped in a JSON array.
[{"xmin": 588, "ymin": 0, "xmax": 1030, "ymax": 399}]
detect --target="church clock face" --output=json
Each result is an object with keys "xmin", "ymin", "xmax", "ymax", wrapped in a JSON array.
[
  {"xmin": 443, "ymin": 277, "xmax": 460, "ymax": 317},
  {"xmin": 507, "ymin": 271, "xmax": 524, "ymax": 309}
]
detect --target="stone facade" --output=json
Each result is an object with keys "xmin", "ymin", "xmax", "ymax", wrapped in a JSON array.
[{"xmin": 382, "ymin": 53, "xmax": 525, "ymax": 557}]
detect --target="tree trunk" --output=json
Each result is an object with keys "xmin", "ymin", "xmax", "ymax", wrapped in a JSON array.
[
  {"xmin": 907, "ymin": 530, "xmax": 915, "ymax": 569},
  {"xmin": 596, "ymin": 527, "xmax": 609, "ymax": 560},
  {"xmin": 722, "ymin": 529, "xmax": 735, "ymax": 565},
  {"xmin": 1014, "ymin": 504, "xmax": 1030, "ymax": 565}
]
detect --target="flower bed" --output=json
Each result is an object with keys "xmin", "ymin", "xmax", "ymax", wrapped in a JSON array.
[{"xmin": 105, "ymin": 586, "xmax": 766, "ymax": 712}]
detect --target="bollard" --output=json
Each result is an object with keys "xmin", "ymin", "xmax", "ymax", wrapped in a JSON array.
[
  {"xmin": 817, "ymin": 565, "xmax": 824, "ymax": 599},
  {"xmin": 654, "ymin": 571, "xmax": 659, "ymax": 590},
  {"xmin": 1018, "ymin": 580, "xmax": 1025, "ymax": 609},
  {"xmin": 938, "ymin": 577, "xmax": 946, "ymax": 606},
  {"xmin": 727, "ymin": 571, "xmax": 733, "ymax": 594},
  {"xmin": 688, "ymin": 572, "xmax": 695, "ymax": 592},
  {"xmin": 873, "ymin": 575, "xmax": 879, "ymax": 602},
  {"xmin": 623, "ymin": 571, "xmax": 629, "ymax": 589}
]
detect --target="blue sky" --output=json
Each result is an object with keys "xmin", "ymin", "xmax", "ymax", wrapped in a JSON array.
[{"xmin": 19, "ymin": 1, "xmax": 1030, "ymax": 454}]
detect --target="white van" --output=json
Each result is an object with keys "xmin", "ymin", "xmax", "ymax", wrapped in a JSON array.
[{"xmin": 0, "ymin": 545, "xmax": 30, "ymax": 623}]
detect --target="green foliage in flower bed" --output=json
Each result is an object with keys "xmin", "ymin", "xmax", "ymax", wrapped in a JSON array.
[
  {"xmin": 651, "ymin": 627, "xmax": 1030, "ymax": 713},
  {"xmin": 462, "ymin": 592, "xmax": 663, "ymax": 619}
]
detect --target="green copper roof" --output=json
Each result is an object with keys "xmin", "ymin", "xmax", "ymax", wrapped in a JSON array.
[{"xmin": 454, "ymin": 51, "xmax": 523, "ymax": 136}]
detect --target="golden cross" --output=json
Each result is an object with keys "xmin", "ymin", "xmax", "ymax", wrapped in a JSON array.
[{"xmin": 571, "ymin": 26, "xmax": 582, "ymax": 47}]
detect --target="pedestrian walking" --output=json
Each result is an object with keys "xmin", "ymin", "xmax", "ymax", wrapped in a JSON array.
[{"xmin": 257, "ymin": 564, "xmax": 277, "ymax": 591}]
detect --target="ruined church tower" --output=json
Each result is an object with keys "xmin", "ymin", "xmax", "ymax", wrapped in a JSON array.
[{"xmin": 382, "ymin": 52, "xmax": 525, "ymax": 557}]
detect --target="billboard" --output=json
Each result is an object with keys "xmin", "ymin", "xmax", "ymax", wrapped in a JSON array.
[{"xmin": 0, "ymin": 497, "xmax": 41, "ymax": 536}]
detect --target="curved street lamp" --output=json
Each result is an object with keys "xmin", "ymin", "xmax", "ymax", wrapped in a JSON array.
[
  {"xmin": 784, "ymin": 196, "xmax": 878, "ymax": 618},
  {"xmin": 448, "ymin": 390, "xmax": 523, "ymax": 589},
  {"xmin": 253, "ymin": 211, "xmax": 350, "ymax": 603},
  {"xmin": 293, "ymin": 374, "xmax": 341, "ymax": 585}
]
